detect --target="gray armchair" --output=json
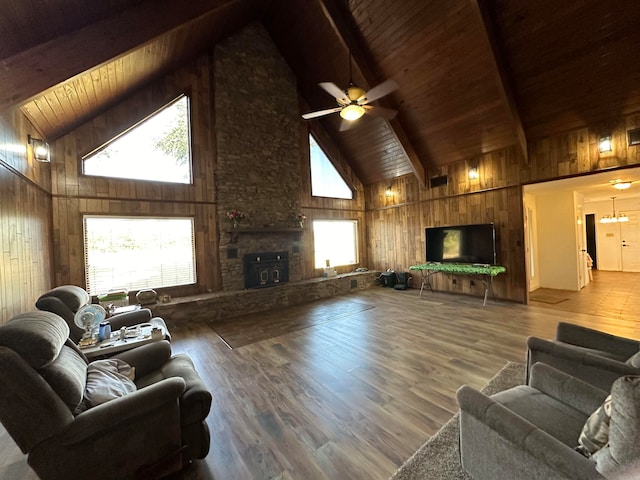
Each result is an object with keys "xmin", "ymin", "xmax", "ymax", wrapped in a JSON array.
[
  {"xmin": 0, "ymin": 311, "xmax": 211, "ymax": 480},
  {"xmin": 36, "ymin": 285, "xmax": 170, "ymax": 344},
  {"xmin": 527, "ymin": 322, "xmax": 640, "ymax": 391},
  {"xmin": 457, "ymin": 362, "xmax": 640, "ymax": 480}
]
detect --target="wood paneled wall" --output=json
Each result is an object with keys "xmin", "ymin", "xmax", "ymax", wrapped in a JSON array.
[
  {"xmin": 365, "ymin": 114, "xmax": 640, "ymax": 303},
  {"xmin": 0, "ymin": 110, "xmax": 53, "ymax": 324},
  {"xmin": 50, "ymin": 55, "xmax": 219, "ymax": 294}
]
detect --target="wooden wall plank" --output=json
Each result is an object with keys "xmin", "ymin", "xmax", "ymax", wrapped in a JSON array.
[{"xmin": 365, "ymin": 113, "xmax": 640, "ymax": 303}]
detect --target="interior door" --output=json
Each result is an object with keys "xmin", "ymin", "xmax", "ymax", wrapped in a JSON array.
[
  {"xmin": 575, "ymin": 202, "xmax": 586, "ymax": 288},
  {"xmin": 621, "ymin": 210, "xmax": 640, "ymax": 272}
]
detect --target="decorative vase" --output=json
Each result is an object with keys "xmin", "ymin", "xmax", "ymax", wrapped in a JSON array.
[
  {"xmin": 233, "ymin": 220, "xmax": 239, "ymax": 228},
  {"xmin": 136, "ymin": 288, "xmax": 157, "ymax": 305},
  {"xmin": 299, "ymin": 221, "xmax": 304, "ymax": 228}
]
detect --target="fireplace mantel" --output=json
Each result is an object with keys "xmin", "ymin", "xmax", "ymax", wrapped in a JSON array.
[{"xmin": 226, "ymin": 226, "xmax": 303, "ymax": 243}]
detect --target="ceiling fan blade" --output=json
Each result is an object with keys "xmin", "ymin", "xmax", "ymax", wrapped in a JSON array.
[
  {"xmin": 301, "ymin": 106, "xmax": 343, "ymax": 120},
  {"xmin": 359, "ymin": 79, "xmax": 399, "ymax": 104},
  {"xmin": 363, "ymin": 104, "xmax": 398, "ymax": 120},
  {"xmin": 319, "ymin": 82, "xmax": 349, "ymax": 103}
]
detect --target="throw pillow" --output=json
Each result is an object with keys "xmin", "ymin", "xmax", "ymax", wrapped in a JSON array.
[
  {"xmin": 83, "ymin": 358, "xmax": 136, "ymax": 408},
  {"xmin": 576, "ymin": 394, "xmax": 612, "ymax": 457},
  {"xmin": 625, "ymin": 350, "xmax": 640, "ymax": 368}
]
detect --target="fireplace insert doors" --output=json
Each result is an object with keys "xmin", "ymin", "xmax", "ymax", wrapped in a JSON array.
[{"xmin": 243, "ymin": 251, "xmax": 289, "ymax": 288}]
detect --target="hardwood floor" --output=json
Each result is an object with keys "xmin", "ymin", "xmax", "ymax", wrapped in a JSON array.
[
  {"xmin": 530, "ymin": 270, "xmax": 640, "ymax": 323},
  {"xmin": 1, "ymin": 278, "xmax": 638, "ymax": 480}
]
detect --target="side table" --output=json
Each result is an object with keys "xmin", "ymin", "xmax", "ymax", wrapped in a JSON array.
[{"xmin": 79, "ymin": 320, "xmax": 166, "ymax": 359}]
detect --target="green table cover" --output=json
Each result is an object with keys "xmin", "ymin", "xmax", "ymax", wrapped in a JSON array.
[{"xmin": 409, "ymin": 263, "xmax": 506, "ymax": 276}]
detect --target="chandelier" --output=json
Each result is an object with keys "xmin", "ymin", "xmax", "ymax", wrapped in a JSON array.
[{"xmin": 600, "ymin": 196, "xmax": 629, "ymax": 223}]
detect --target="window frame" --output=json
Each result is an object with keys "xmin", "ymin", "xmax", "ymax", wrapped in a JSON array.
[
  {"xmin": 83, "ymin": 215, "xmax": 197, "ymax": 295},
  {"xmin": 309, "ymin": 134, "xmax": 354, "ymax": 200},
  {"xmin": 312, "ymin": 219, "xmax": 359, "ymax": 269},
  {"xmin": 81, "ymin": 94, "xmax": 193, "ymax": 184}
]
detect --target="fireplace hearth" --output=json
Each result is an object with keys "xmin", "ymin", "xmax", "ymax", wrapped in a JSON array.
[{"xmin": 244, "ymin": 251, "xmax": 289, "ymax": 289}]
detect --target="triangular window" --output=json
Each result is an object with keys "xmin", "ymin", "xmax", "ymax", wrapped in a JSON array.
[
  {"xmin": 83, "ymin": 95, "xmax": 192, "ymax": 184},
  {"xmin": 309, "ymin": 135, "xmax": 353, "ymax": 199}
]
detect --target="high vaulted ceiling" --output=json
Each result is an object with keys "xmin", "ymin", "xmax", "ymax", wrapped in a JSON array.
[{"xmin": 2, "ymin": 0, "xmax": 639, "ymax": 185}]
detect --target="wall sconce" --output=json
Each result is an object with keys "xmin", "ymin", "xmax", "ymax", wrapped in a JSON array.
[
  {"xmin": 28, "ymin": 134, "xmax": 50, "ymax": 162},
  {"xmin": 598, "ymin": 135, "xmax": 612, "ymax": 153},
  {"xmin": 468, "ymin": 167, "xmax": 479, "ymax": 180},
  {"xmin": 385, "ymin": 186, "xmax": 393, "ymax": 197}
]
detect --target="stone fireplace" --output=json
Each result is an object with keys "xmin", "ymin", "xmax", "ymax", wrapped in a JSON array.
[
  {"xmin": 214, "ymin": 24, "xmax": 303, "ymax": 292},
  {"xmin": 244, "ymin": 251, "xmax": 289, "ymax": 289}
]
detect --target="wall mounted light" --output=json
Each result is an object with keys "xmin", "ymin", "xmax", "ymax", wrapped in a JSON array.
[
  {"xmin": 385, "ymin": 186, "xmax": 393, "ymax": 197},
  {"xmin": 468, "ymin": 167, "xmax": 479, "ymax": 180},
  {"xmin": 28, "ymin": 134, "xmax": 50, "ymax": 162},
  {"xmin": 598, "ymin": 135, "xmax": 612, "ymax": 153}
]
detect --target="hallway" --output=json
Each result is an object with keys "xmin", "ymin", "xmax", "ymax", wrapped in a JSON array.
[{"xmin": 529, "ymin": 270, "xmax": 640, "ymax": 323}]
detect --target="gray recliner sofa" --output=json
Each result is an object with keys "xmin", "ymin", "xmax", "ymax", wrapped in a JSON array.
[
  {"xmin": 0, "ymin": 310, "xmax": 211, "ymax": 479},
  {"xmin": 36, "ymin": 285, "xmax": 170, "ymax": 343},
  {"xmin": 457, "ymin": 362, "xmax": 640, "ymax": 480},
  {"xmin": 527, "ymin": 322, "xmax": 640, "ymax": 391}
]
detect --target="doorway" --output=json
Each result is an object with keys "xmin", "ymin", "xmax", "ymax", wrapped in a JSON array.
[{"xmin": 585, "ymin": 214, "xmax": 597, "ymax": 270}]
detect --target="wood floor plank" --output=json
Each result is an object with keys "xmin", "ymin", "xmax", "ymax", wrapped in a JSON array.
[{"xmin": 1, "ymin": 270, "xmax": 638, "ymax": 480}]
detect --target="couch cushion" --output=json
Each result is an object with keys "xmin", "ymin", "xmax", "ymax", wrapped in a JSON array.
[
  {"xmin": 40, "ymin": 344, "xmax": 88, "ymax": 412},
  {"xmin": 555, "ymin": 341, "xmax": 628, "ymax": 362},
  {"xmin": 625, "ymin": 350, "xmax": 640, "ymax": 368},
  {"xmin": 491, "ymin": 385, "xmax": 589, "ymax": 447},
  {"xmin": 0, "ymin": 311, "xmax": 69, "ymax": 368},
  {"xmin": 592, "ymin": 375, "xmax": 640, "ymax": 475},
  {"xmin": 576, "ymin": 394, "xmax": 612, "ymax": 457}
]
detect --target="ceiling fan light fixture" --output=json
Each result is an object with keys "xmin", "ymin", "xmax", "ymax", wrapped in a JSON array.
[
  {"xmin": 340, "ymin": 104, "xmax": 365, "ymax": 121},
  {"xmin": 612, "ymin": 181, "xmax": 631, "ymax": 190}
]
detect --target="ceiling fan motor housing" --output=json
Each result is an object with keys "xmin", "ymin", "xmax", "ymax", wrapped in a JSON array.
[{"xmin": 347, "ymin": 85, "xmax": 366, "ymax": 102}]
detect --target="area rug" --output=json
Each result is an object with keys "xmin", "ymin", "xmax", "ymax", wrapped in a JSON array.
[
  {"xmin": 529, "ymin": 290, "xmax": 570, "ymax": 304},
  {"xmin": 389, "ymin": 362, "xmax": 525, "ymax": 480}
]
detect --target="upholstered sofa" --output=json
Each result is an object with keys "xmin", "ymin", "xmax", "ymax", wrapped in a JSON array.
[
  {"xmin": 527, "ymin": 322, "xmax": 640, "ymax": 391},
  {"xmin": 0, "ymin": 310, "xmax": 211, "ymax": 479},
  {"xmin": 36, "ymin": 285, "xmax": 170, "ymax": 344},
  {"xmin": 457, "ymin": 362, "xmax": 640, "ymax": 480}
]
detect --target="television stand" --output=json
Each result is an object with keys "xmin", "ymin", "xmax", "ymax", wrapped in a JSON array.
[{"xmin": 409, "ymin": 263, "xmax": 506, "ymax": 306}]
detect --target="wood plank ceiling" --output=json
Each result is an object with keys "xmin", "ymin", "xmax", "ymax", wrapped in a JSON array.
[{"xmin": 1, "ymin": 0, "xmax": 639, "ymax": 185}]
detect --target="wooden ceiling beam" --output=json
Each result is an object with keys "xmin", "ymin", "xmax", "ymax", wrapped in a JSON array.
[
  {"xmin": 0, "ymin": 0, "xmax": 248, "ymax": 114},
  {"xmin": 470, "ymin": 0, "xmax": 528, "ymax": 163},
  {"xmin": 318, "ymin": 0, "xmax": 427, "ymax": 187}
]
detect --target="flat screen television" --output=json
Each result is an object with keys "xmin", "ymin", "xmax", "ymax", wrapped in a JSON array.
[{"xmin": 425, "ymin": 223, "xmax": 496, "ymax": 265}]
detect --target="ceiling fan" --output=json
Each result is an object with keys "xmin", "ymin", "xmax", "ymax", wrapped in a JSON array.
[{"xmin": 301, "ymin": 59, "xmax": 399, "ymax": 131}]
